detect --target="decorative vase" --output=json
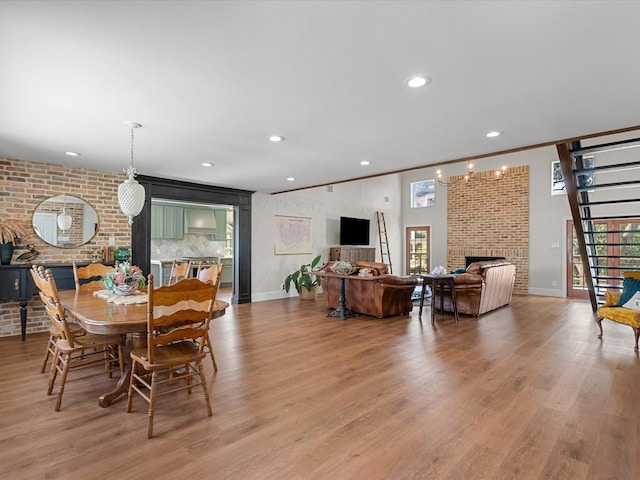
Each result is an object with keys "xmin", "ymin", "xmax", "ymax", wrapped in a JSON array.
[
  {"xmin": 114, "ymin": 247, "xmax": 130, "ymax": 262},
  {"xmin": 112, "ymin": 281, "xmax": 138, "ymax": 296},
  {"xmin": 0, "ymin": 242, "xmax": 14, "ymax": 265}
]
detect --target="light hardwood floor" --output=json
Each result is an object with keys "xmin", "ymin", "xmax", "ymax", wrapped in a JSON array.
[{"xmin": 1, "ymin": 294, "xmax": 638, "ymax": 480}]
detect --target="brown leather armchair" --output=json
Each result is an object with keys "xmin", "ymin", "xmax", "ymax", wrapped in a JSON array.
[{"xmin": 319, "ymin": 261, "xmax": 418, "ymax": 318}]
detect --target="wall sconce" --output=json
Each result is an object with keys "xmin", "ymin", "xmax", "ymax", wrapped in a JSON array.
[
  {"xmin": 118, "ymin": 122, "xmax": 146, "ymax": 226},
  {"xmin": 437, "ymin": 161, "xmax": 507, "ymax": 186}
]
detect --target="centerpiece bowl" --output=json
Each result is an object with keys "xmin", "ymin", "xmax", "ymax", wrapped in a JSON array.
[
  {"xmin": 112, "ymin": 282, "xmax": 138, "ymax": 296},
  {"xmin": 103, "ymin": 261, "xmax": 146, "ymax": 296},
  {"xmin": 330, "ymin": 261, "xmax": 359, "ymax": 275}
]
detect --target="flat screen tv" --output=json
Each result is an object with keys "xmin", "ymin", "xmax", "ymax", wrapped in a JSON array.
[{"xmin": 340, "ymin": 216, "xmax": 370, "ymax": 245}]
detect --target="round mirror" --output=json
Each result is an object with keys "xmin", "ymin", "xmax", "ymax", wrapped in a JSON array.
[{"xmin": 33, "ymin": 195, "xmax": 98, "ymax": 248}]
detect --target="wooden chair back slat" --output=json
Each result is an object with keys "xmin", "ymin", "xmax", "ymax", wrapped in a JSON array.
[
  {"xmin": 31, "ymin": 266, "xmax": 76, "ymax": 347},
  {"xmin": 197, "ymin": 263, "xmax": 224, "ymax": 287},
  {"xmin": 146, "ymin": 275, "xmax": 217, "ymax": 363},
  {"xmin": 168, "ymin": 260, "xmax": 192, "ymax": 285},
  {"xmin": 73, "ymin": 262, "xmax": 112, "ymax": 293}
]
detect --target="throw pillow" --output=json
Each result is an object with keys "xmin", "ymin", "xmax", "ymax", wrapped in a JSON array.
[
  {"xmin": 622, "ymin": 291, "xmax": 640, "ymax": 311},
  {"xmin": 617, "ymin": 277, "xmax": 640, "ymax": 306}
]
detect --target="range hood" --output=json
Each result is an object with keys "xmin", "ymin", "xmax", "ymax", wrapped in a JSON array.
[{"xmin": 184, "ymin": 208, "xmax": 217, "ymax": 234}]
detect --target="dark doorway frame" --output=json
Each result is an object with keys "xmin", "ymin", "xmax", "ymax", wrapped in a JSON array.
[{"xmin": 132, "ymin": 175, "xmax": 254, "ymax": 305}]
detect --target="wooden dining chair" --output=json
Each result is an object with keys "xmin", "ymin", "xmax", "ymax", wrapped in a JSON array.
[
  {"xmin": 168, "ymin": 260, "xmax": 192, "ymax": 285},
  {"xmin": 73, "ymin": 261, "xmax": 112, "ymax": 293},
  {"xmin": 195, "ymin": 263, "xmax": 224, "ymax": 372},
  {"xmin": 37, "ymin": 262, "xmax": 106, "ymax": 373},
  {"xmin": 30, "ymin": 265, "xmax": 124, "ymax": 411},
  {"xmin": 126, "ymin": 275, "xmax": 216, "ymax": 438}
]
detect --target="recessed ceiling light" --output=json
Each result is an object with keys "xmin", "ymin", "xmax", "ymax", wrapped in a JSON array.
[
  {"xmin": 286, "ymin": 177, "xmax": 295, "ymax": 182},
  {"xmin": 360, "ymin": 160, "xmax": 370, "ymax": 166},
  {"xmin": 486, "ymin": 131, "xmax": 502, "ymax": 138},
  {"xmin": 406, "ymin": 75, "xmax": 431, "ymax": 88},
  {"xmin": 65, "ymin": 151, "xmax": 80, "ymax": 157},
  {"xmin": 201, "ymin": 162, "xmax": 213, "ymax": 167},
  {"xmin": 268, "ymin": 135, "xmax": 285, "ymax": 142}
]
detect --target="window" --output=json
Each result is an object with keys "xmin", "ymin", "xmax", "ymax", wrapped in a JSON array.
[
  {"xmin": 406, "ymin": 227, "xmax": 430, "ymax": 275},
  {"xmin": 411, "ymin": 180, "xmax": 435, "ymax": 208}
]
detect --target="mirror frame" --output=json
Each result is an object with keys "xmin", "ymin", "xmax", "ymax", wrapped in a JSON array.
[{"xmin": 33, "ymin": 195, "xmax": 99, "ymax": 248}]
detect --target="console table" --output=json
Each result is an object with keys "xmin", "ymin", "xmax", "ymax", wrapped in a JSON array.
[{"xmin": 0, "ymin": 262, "xmax": 96, "ymax": 340}]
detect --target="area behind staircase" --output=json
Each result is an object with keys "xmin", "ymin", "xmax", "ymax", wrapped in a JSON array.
[{"xmin": 557, "ymin": 136, "xmax": 640, "ymax": 311}]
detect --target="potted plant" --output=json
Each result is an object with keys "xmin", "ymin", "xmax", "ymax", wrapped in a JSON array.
[
  {"xmin": 283, "ymin": 255, "xmax": 322, "ymax": 300},
  {"xmin": 0, "ymin": 221, "xmax": 29, "ymax": 265},
  {"xmin": 103, "ymin": 261, "xmax": 146, "ymax": 295}
]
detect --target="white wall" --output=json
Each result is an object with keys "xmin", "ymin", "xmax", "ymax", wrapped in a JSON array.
[
  {"xmin": 252, "ymin": 130, "xmax": 640, "ymax": 301},
  {"xmin": 251, "ymin": 175, "xmax": 403, "ymax": 301}
]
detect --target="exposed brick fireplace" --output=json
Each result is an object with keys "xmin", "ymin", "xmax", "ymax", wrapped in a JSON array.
[{"xmin": 446, "ymin": 165, "xmax": 529, "ymax": 294}]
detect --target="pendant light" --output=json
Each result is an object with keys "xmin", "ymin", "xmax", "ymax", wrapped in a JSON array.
[
  {"xmin": 118, "ymin": 122, "xmax": 146, "ymax": 226},
  {"xmin": 56, "ymin": 205, "xmax": 72, "ymax": 232}
]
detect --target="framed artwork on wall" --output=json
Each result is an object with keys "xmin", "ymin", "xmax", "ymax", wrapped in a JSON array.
[
  {"xmin": 411, "ymin": 179, "xmax": 435, "ymax": 207},
  {"xmin": 275, "ymin": 215, "xmax": 312, "ymax": 254}
]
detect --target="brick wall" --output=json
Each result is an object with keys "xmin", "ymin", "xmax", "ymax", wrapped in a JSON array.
[
  {"xmin": 0, "ymin": 157, "xmax": 132, "ymax": 337},
  {"xmin": 446, "ymin": 165, "xmax": 529, "ymax": 294}
]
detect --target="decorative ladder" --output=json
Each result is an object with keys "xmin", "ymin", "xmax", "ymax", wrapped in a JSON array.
[
  {"xmin": 376, "ymin": 211, "xmax": 392, "ymax": 274},
  {"xmin": 556, "ymin": 137, "xmax": 640, "ymax": 312}
]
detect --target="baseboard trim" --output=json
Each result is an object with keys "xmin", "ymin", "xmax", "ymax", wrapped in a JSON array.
[{"xmin": 527, "ymin": 288, "xmax": 565, "ymax": 298}]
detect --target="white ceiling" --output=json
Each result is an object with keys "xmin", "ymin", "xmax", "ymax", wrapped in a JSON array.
[{"xmin": 1, "ymin": 1, "xmax": 639, "ymax": 194}]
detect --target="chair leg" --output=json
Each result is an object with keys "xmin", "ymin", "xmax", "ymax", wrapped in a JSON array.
[
  {"xmin": 185, "ymin": 363, "xmax": 192, "ymax": 394},
  {"xmin": 126, "ymin": 361, "xmax": 139, "ymax": 413},
  {"xmin": 596, "ymin": 316, "xmax": 604, "ymax": 339},
  {"xmin": 54, "ymin": 354, "xmax": 71, "ymax": 411},
  {"xmin": 47, "ymin": 346, "xmax": 61, "ymax": 395},
  {"xmin": 197, "ymin": 360, "xmax": 213, "ymax": 417},
  {"xmin": 104, "ymin": 347, "xmax": 113, "ymax": 378},
  {"xmin": 118, "ymin": 344, "xmax": 124, "ymax": 373},
  {"xmin": 41, "ymin": 335, "xmax": 56, "ymax": 373},
  {"xmin": 148, "ymin": 371, "xmax": 158, "ymax": 438},
  {"xmin": 206, "ymin": 334, "xmax": 218, "ymax": 372},
  {"xmin": 634, "ymin": 328, "xmax": 639, "ymax": 352}
]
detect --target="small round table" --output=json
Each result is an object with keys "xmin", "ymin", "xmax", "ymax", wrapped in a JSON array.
[{"xmin": 419, "ymin": 274, "xmax": 459, "ymax": 324}]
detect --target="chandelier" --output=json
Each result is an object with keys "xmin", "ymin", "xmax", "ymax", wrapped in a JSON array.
[
  {"xmin": 436, "ymin": 160, "xmax": 507, "ymax": 186},
  {"xmin": 118, "ymin": 122, "xmax": 146, "ymax": 226}
]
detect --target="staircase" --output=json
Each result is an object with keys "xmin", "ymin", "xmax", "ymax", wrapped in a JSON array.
[{"xmin": 556, "ymin": 138, "xmax": 640, "ymax": 312}]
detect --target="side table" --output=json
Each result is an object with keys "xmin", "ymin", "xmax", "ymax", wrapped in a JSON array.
[
  {"xmin": 419, "ymin": 274, "xmax": 459, "ymax": 324},
  {"xmin": 316, "ymin": 271, "xmax": 358, "ymax": 321}
]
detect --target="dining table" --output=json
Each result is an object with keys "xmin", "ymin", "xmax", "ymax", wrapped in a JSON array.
[{"xmin": 57, "ymin": 289, "xmax": 228, "ymax": 407}]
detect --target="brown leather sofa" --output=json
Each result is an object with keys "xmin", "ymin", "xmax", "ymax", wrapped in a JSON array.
[
  {"xmin": 319, "ymin": 261, "xmax": 418, "ymax": 318},
  {"xmin": 434, "ymin": 260, "xmax": 516, "ymax": 316}
]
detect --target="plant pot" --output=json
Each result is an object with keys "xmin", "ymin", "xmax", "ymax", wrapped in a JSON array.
[
  {"xmin": 0, "ymin": 242, "xmax": 14, "ymax": 265},
  {"xmin": 299, "ymin": 286, "xmax": 317, "ymax": 300}
]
